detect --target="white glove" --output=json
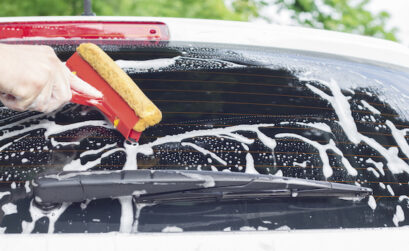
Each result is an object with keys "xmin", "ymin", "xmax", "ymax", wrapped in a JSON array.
[{"xmin": 0, "ymin": 44, "xmax": 101, "ymax": 113}]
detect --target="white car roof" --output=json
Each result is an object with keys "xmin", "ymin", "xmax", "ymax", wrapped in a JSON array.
[
  {"xmin": 1, "ymin": 16, "xmax": 409, "ymax": 70},
  {"xmin": 0, "ymin": 16, "xmax": 408, "ymax": 251}
]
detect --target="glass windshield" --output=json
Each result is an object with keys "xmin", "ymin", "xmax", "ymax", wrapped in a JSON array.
[{"xmin": 0, "ymin": 41, "xmax": 408, "ymax": 233}]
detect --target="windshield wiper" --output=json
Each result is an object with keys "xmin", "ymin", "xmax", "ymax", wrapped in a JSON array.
[{"xmin": 32, "ymin": 170, "xmax": 372, "ymax": 208}]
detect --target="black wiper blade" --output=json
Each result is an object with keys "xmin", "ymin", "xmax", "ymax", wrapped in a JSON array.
[{"xmin": 33, "ymin": 170, "xmax": 372, "ymax": 206}]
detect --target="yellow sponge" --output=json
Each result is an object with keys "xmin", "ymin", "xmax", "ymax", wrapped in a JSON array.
[{"xmin": 77, "ymin": 43, "xmax": 162, "ymax": 132}]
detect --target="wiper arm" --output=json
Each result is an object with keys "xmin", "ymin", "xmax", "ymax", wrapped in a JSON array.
[{"xmin": 33, "ymin": 170, "xmax": 372, "ymax": 208}]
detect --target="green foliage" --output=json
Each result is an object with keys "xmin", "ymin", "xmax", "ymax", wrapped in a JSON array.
[
  {"xmin": 92, "ymin": 0, "xmax": 248, "ymax": 21},
  {"xmin": 0, "ymin": 0, "xmax": 83, "ymax": 16},
  {"xmin": 0, "ymin": 0, "xmax": 398, "ymax": 41},
  {"xmin": 273, "ymin": 0, "xmax": 398, "ymax": 41}
]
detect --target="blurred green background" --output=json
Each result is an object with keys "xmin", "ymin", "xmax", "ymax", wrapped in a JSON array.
[{"xmin": 0, "ymin": 0, "xmax": 398, "ymax": 41}]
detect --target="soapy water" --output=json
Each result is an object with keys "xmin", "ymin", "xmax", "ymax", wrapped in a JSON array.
[
  {"xmin": 3, "ymin": 99, "xmax": 408, "ymax": 232},
  {"xmin": 0, "ymin": 107, "xmax": 350, "ymax": 232},
  {"xmin": 1, "ymin": 46, "xmax": 409, "ymax": 232},
  {"xmin": 0, "ymin": 100, "xmax": 405, "ymax": 232}
]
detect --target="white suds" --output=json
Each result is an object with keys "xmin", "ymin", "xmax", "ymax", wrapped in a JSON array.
[
  {"xmin": 339, "ymin": 196, "xmax": 364, "ymax": 202},
  {"xmin": 24, "ymin": 181, "xmax": 31, "ymax": 193},
  {"xmin": 240, "ymin": 226, "xmax": 256, "ymax": 231},
  {"xmin": 255, "ymin": 129, "xmax": 277, "ymax": 150},
  {"xmin": 182, "ymin": 172, "xmax": 215, "ymax": 188},
  {"xmin": 296, "ymin": 122, "xmax": 332, "ymax": 133},
  {"xmin": 1, "ymin": 203, "xmax": 17, "ymax": 215},
  {"xmin": 162, "ymin": 226, "xmax": 184, "ymax": 232},
  {"xmin": 63, "ymin": 147, "xmax": 123, "ymax": 171},
  {"xmin": 365, "ymin": 158, "xmax": 385, "ymax": 176},
  {"xmin": 131, "ymin": 203, "xmax": 154, "ymax": 233},
  {"xmin": 115, "ymin": 57, "xmax": 179, "ymax": 72},
  {"xmin": 44, "ymin": 120, "xmax": 109, "ymax": 138},
  {"xmin": 274, "ymin": 170, "xmax": 283, "ymax": 176},
  {"xmin": 275, "ymin": 225, "xmax": 291, "ymax": 231},
  {"xmin": 241, "ymin": 143, "xmax": 249, "ymax": 151},
  {"xmin": 123, "ymin": 142, "xmax": 145, "ymax": 171},
  {"xmin": 245, "ymin": 153, "xmax": 258, "ymax": 174},
  {"xmin": 367, "ymin": 167, "xmax": 380, "ymax": 178},
  {"xmin": 22, "ymin": 200, "xmax": 70, "ymax": 234},
  {"xmin": 0, "ymin": 191, "xmax": 10, "ymax": 200},
  {"xmin": 118, "ymin": 196, "xmax": 133, "ymax": 233},
  {"xmin": 132, "ymin": 190, "xmax": 147, "ymax": 197},
  {"xmin": 368, "ymin": 195, "xmax": 377, "ymax": 210},
  {"xmin": 304, "ymin": 78, "xmax": 409, "ymax": 175},
  {"xmin": 305, "ymin": 79, "xmax": 361, "ymax": 144},
  {"xmin": 80, "ymin": 200, "xmax": 92, "ymax": 210},
  {"xmin": 294, "ymin": 161, "xmax": 307, "ymax": 168},
  {"xmin": 182, "ymin": 142, "xmax": 227, "ymax": 166},
  {"xmin": 392, "ymin": 205, "xmax": 405, "ymax": 227},
  {"xmin": 276, "ymin": 134, "xmax": 357, "ymax": 178},
  {"xmin": 399, "ymin": 195, "xmax": 409, "ymax": 202},
  {"xmin": 386, "ymin": 120, "xmax": 409, "ymax": 159},
  {"xmin": 136, "ymin": 123, "xmax": 279, "ymax": 156},
  {"xmin": 387, "ymin": 185, "xmax": 395, "ymax": 196},
  {"xmin": 50, "ymin": 138, "xmax": 80, "ymax": 147},
  {"xmin": 257, "ymin": 226, "xmax": 268, "ymax": 230},
  {"xmin": 361, "ymin": 100, "xmax": 381, "ymax": 115},
  {"xmin": 79, "ymin": 143, "xmax": 117, "ymax": 158},
  {"xmin": 345, "ymin": 88, "xmax": 355, "ymax": 94}
]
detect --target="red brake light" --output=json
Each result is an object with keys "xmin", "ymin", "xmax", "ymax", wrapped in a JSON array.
[{"xmin": 0, "ymin": 21, "xmax": 169, "ymax": 41}]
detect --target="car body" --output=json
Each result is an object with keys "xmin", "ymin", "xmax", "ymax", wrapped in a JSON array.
[{"xmin": 0, "ymin": 16, "xmax": 409, "ymax": 251}]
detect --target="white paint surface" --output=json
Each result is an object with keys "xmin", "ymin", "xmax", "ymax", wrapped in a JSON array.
[
  {"xmin": 0, "ymin": 16, "xmax": 408, "ymax": 69},
  {"xmin": 1, "ymin": 228, "xmax": 409, "ymax": 251}
]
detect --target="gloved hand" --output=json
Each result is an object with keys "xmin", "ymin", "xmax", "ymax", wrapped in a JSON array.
[{"xmin": 0, "ymin": 43, "xmax": 101, "ymax": 113}]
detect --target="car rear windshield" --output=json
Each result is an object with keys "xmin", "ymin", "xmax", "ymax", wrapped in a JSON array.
[{"xmin": 0, "ymin": 41, "xmax": 409, "ymax": 233}]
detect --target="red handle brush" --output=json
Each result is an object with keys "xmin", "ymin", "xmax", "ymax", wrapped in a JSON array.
[{"xmin": 66, "ymin": 43, "xmax": 163, "ymax": 142}]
